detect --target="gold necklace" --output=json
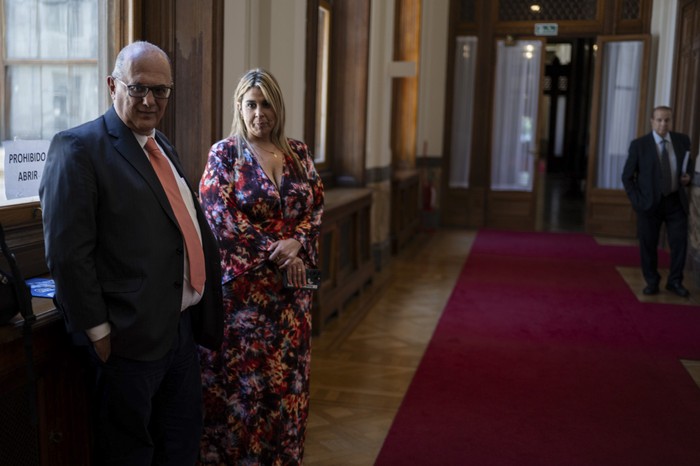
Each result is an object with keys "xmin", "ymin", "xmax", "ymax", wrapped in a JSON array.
[{"xmin": 252, "ymin": 142, "xmax": 278, "ymax": 158}]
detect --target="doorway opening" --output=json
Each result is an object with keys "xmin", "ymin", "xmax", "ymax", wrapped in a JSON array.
[{"xmin": 540, "ymin": 38, "xmax": 595, "ymax": 232}]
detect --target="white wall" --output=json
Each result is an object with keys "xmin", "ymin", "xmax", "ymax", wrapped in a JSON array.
[
  {"xmin": 366, "ymin": 0, "xmax": 450, "ymax": 165},
  {"xmin": 221, "ymin": 0, "xmax": 307, "ymax": 140},
  {"xmin": 365, "ymin": 0, "xmax": 396, "ymax": 170},
  {"xmin": 221, "ymin": 0, "xmax": 250, "ymax": 138},
  {"xmin": 223, "ymin": 0, "xmax": 450, "ymax": 163}
]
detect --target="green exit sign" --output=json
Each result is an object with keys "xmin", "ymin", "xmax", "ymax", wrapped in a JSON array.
[{"xmin": 534, "ymin": 23, "xmax": 558, "ymax": 36}]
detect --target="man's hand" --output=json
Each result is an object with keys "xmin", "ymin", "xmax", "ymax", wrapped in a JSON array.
[
  {"xmin": 93, "ymin": 334, "xmax": 111, "ymax": 363},
  {"xmin": 681, "ymin": 173, "xmax": 691, "ymax": 186}
]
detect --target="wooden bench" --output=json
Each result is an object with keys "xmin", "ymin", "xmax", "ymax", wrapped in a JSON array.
[{"xmin": 314, "ymin": 188, "xmax": 374, "ymax": 335}]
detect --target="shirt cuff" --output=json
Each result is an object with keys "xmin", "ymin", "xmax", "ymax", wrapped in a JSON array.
[{"xmin": 85, "ymin": 322, "xmax": 111, "ymax": 342}]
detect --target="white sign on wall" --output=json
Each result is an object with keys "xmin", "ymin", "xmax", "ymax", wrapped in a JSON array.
[{"xmin": 3, "ymin": 140, "xmax": 51, "ymax": 200}]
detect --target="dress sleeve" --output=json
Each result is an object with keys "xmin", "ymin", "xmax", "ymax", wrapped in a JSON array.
[
  {"xmin": 289, "ymin": 140, "xmax": 324, "ymax": 268},
  {"xmin": 199, "ymin": 140, "xmax": 240, "ymax": 282}
]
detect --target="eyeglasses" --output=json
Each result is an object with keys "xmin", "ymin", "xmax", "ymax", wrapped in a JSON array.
[{"xmin": 113, "ymin": 77, "xmax": 173, "ymax": 99}]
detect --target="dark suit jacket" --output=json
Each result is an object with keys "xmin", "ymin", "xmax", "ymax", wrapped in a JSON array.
[
  {"xmin": 621, "ymin": 131, "xmax": 693, "ymax": 214},
  {"xmin": 39, "ymin": 106, "xmax": 223, "ymax": 361}
]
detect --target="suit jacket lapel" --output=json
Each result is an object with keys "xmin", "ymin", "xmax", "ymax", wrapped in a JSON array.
[{"xmin": 104, "ymin": 107, "xmax": 179, "ymax": 225}]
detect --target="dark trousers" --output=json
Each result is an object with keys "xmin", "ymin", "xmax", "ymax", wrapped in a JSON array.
[
  {"xmin": 91, "ymin": 309, "xmax": 203, "ymax": 466},
  {"xmin": 637, "ymin": 191, "xmax": 688, "ymax": 287}
]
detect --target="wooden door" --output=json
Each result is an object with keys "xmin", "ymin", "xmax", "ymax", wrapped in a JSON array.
[
  {"xmin": 585, "ymin": 34, "xmax": 651, "ymax": 238},
  {"xmin": 486, "ymin": 38, "xmax": 546, "ymax": 230}
]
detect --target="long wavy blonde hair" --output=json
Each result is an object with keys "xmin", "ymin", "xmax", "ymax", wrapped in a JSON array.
[{"xmin": 229, "ymin": 68, "xmax": 305, "ymax": 178}]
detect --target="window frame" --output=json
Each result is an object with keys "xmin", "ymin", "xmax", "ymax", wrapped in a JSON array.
[
  {"xmin": 304, "ymin": 0, "xmax": 331, "ymax": 176},
  {"xmin": 313, "ymin": 1, "xmax": 331, "ymax": 166},
  {"xmin": 0, "ymin": 0, "xmax": 129, "ymax": 278},
  {"xmin": 304, "ymin": 0, "xmax": 371, "ymax": 189}
]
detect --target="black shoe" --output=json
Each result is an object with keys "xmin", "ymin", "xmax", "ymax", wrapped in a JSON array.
[
  {"xmin": 665, "ymin": 282, "xmax": 690, "ymax": 298},
  {"xmin": 643, "ymin": 285, "xmax": 659, "ymax": 295}
]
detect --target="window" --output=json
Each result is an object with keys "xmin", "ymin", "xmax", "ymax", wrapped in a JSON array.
[
  {"xmin": 448, "ymin": 36, "xmax": 477, "ymax": 188},
  {"xmin": 0, "ymin": 0, "xmax": 123, "ymax": 279},
  {"xmin": 304, "ymin": 0, "xmax": 369, "ymax": 186},
  {"xmin": 314, "ymin": 1, "xmax": 330, "ymax": 165},
  {"xmin": 1, "ymin": 0, "xmax": 112, "ymax": 206}
]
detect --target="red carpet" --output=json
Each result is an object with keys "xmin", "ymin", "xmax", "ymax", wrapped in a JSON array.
[{"xmin": 375, "ymin": 230, "xmax": 700, "ymax": 465}]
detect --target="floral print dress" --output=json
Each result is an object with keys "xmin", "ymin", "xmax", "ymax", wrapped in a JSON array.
[{"xmin": 197, "ymin": 136, "xmax": 323, "ymax": 465}]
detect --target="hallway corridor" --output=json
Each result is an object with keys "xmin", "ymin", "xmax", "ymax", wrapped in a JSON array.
[{"xmin": 305, "ymin": 229, "xmax": 700, "ymax": 465}]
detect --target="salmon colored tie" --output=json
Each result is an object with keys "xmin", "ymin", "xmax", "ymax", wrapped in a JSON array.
[{"xmin": 145, "ymin": 137, "xmax": 205, "ymax": 294}]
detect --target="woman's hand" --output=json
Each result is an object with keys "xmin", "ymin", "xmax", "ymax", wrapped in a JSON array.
[
  {"xmin": 269, "ymin": 238, "xmax": 302, "ymax": 269},
  {"xmin": 283, "ymin": 257, "xmax": 308, "ymax": 288}
]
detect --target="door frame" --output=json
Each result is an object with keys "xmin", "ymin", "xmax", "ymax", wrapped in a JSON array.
[{"xmin": 585, "ymin": 34, "xmax": 652, "ymax": 238}]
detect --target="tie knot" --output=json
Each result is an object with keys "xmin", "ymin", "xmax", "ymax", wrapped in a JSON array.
[{"xmin": 145, "ymin": 137, "xmax": 160, "ymax": 154}]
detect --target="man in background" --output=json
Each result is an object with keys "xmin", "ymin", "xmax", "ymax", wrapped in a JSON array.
[{"xmin": 622, "ymin": 106, "xmax": 692, "ymax": 298}]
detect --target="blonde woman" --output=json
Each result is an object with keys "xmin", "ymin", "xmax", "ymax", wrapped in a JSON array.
[{"xmin": 197, "ymin": 69, "xmax": 324, "ymax": 465}]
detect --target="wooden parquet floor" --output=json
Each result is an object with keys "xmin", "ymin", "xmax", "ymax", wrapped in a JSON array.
[
  {"xmin": 304, "ymin": 230, "xmax": 700, "ymax": 465},
  {"xmin": 305, "ymin": 229, "xmax": 475, "ymax": 465}
]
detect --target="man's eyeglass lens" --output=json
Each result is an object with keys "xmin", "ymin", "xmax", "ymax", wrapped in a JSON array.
[{"xmin": 115, "ymin": 78, "xmax": 172, "ymax": 99}]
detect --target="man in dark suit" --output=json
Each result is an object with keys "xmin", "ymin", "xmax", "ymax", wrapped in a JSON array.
[
  {"xmin": 39, "ymin": 41, "xmax": 222, "ymax": 465},
  {"xmin": 622, "ymin": 106, "xmax": 693, "ymax": 297}
]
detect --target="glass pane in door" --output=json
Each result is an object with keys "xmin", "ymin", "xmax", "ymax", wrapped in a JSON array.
[
  {"xmin": 595, "ymin": 40, "xmax": 644, "ymax": 189},
  {"xmin": 491, "ymin": 40, "xmax": 543, "ymax": 191}
]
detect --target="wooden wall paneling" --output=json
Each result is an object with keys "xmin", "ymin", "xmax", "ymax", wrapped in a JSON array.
[
  {"xmin": 1, "ymin": 316, "xmax": 91, "ymax": 466},
  {"xmin": 613, "ymin": 0, "xmax": 652, "ymax": 35},
  {"xmin": 313, "ymin": 188, "xmax": 374, "ymax": 335},
  {"xmin": 390, "ymin": 169, "xmax": 420, "ymax": 252},
  {"xmin": 674, "ymin": 0, "xmax": 700, "ymax": 154},
  {"xmin": 439, "ymin": 0, "xmax": 463, "ymax": 227},
  {"xmin": 173, "ymin": 0, "xmax": 223, "ymax": 185},
  {"xmin": 140, "ymin": 0, "xmax": 223, "ymax": 186},
  {"xmin": 113, "ymin": 0, "xmax": 138, "ymax": 49},
  {"xmin": 485, "ymin": 191, "xmax": 536, "ymax": 230},
  {"xmin": 692, "ymin": 1, "xmax": 700, "ymax": 150},
  {"xmin": 676, "ymin": 0, "xmax": 700, "ymax": 295},
  {"xmin": 328, "ymin": 0, "xmax": 370, "ymax": 187},
  {"xmin": 492, "ymin": 0, "xmax": 605, "ymax": 36},
  {"xmin": 465, "ymin": 0, "xmax": 491, "ymax": 226},
  {"xmin": 586, "ymin": 188, "xmax": 636, "ymax": 237},
  {"xmin": 441, "ymin": 0, "xmax": 490, "ymax": 228},
  {"xmin": 601, "ymin": 0, "xmax": 616, "ymax": 34}
]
